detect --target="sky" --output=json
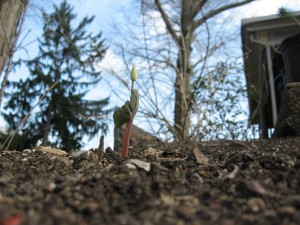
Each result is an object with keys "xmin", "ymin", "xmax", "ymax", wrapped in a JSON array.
[{"xmin": 1, "ymin": 0, "xmax": 300, "ymax": 149}]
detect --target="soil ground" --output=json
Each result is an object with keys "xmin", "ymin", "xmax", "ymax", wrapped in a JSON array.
[{"xmin": 0, "ymin": 137, "xmax": 300, "ymax": 225}]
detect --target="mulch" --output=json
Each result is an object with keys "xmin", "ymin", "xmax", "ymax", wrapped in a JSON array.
[{"xmin": 0, "ymin": 137, "xmax": 300, "ymax": 225}]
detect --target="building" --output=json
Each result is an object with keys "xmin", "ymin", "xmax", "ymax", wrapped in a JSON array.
[{"xmin": 241, "ymin": 11, "xmax": 300, "ymax": 138}]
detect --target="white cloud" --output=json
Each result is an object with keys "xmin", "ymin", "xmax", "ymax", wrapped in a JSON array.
[{"xmin": 241, "ymin": 0, "xmax": 300, "ymax": 17}]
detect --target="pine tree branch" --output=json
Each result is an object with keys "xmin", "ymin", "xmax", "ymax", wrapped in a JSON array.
[
  {"xmin": 193, "ymin": 0, "xmax": 256, "ymax": 29},
  {"xmin": 0, "ymin": 81, "xmax": 58, "ymax": 151}
]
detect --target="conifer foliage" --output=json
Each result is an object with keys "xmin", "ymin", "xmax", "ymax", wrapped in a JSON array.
[{"xmin": 3, "ymin": 1, "xmax": 110, "ymax": 151}]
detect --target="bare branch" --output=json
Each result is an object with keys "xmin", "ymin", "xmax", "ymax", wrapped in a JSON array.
[
  {"xmin": 154, "ymin": 0, "xmax": 180, "ymax": 44},
  {"xmin": 193, "ymin": 0, "xmax": 256, "ymax": 29},
  {"xmin": 190, "ymin": 1, "xmax": 206, "ymax": 18}
]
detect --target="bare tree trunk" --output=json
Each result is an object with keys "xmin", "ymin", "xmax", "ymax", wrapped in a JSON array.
[
  {"xmin": 155, "ymin": 0, "xmax": 256, "ymax": 141},
  {"xmin": 173, "ymin": 0, "xmax": 197, "ymax": 141},
  {"xmin": 0, "ymin": 0, "xmax": 28, "ymax": 109},
  {"xmin": 174, "ymin": 33, "xmax": 192, "ymax": 141}
]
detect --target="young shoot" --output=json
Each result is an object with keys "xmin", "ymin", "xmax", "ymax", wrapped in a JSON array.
[{"xmin": 113, "ymin": 66, "xmax": 139, "ymax": 159}]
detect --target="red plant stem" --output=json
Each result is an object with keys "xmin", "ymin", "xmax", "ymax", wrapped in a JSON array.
[{"xmin": 120, "ymin": 119, "xmax": 134, "ymax": 159}]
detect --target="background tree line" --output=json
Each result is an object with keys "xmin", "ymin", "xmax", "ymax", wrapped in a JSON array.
[
  {"xmin": 0, "ymin": 0, "xmax": 266, "ymax": 150},
  {"xmin": 0, "ymin": 0, "xmax": 110, "ymax": 151}
]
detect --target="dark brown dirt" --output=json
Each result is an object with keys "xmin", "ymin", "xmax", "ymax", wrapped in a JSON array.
[{"xmin": 1, "ymin": 137, "xmax": 300, "ymax": 225}]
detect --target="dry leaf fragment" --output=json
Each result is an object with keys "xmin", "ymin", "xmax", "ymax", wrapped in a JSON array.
[{"xmin": 193, "ymin": 147, "xmax": 209, "ymax": 165}]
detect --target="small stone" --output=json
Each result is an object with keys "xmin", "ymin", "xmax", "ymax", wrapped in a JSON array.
[
  {"xmin": 281, "ymin": 195, "xmax": 300, "ymax": 207},
  {"xmin": 247, "ymin": 197, "xmax": 266, "ymax": 212},
  {"xmin": 48, "ymin": 182, "xmax": 56, "ymax": 191},
  {"xmin": 146, "ymin": 147, "xmax": 157, "ymax": 155},
  {"xmin": 22, "ymin": 149, "xmax": 32, "ymax": 154},
  {"xmin": 160, "ymin": 193, "xmax": 175, "ymax": 206},
  {"xmin": 263, "ymin": 210, "xmax": 277, "ymax": 219},
  {"xmin": 83, "ymin": 202, "xmax": 99, "ymax": 214},
  {"xmin": 125, "ymin": 163, "xmax": 137, "ymax": 169},
  {"xmin": 57, "ymin": 157, "xmax": 73, "ymax": 167},
  {"xmin": 126, "ymin": 159, "xmax": 151, "ymax": 172},
  {"xmin": 69, "ymin": 150, "xmax": 98, "ymax": 162}
]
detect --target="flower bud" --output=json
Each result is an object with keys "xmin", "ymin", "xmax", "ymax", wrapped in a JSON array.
[{"xmin": 131, "ymin": 65, "xmax": 138, "ymax": 81}]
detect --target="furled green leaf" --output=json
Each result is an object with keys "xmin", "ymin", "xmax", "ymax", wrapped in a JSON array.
[
  {"xmin": 130, "ymin": 89, "xmax": 139, "ymax": 115},
  {"xmin": 131, "ymin": 65, "xmax": 138, "ymax": 81},
  {"xmin": 113, "ymin": 89, "xmax": 139, "ymax": 128}
]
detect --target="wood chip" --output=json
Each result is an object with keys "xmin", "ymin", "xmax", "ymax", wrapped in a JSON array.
[{"xmin": 35, "ymin": 146, "xmax": 68, "ymax": 156}]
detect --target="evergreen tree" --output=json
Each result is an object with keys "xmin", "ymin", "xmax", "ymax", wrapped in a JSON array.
[{"xmin": 3, "ymin": 1, "xmax": 110, "ymax": 151}]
